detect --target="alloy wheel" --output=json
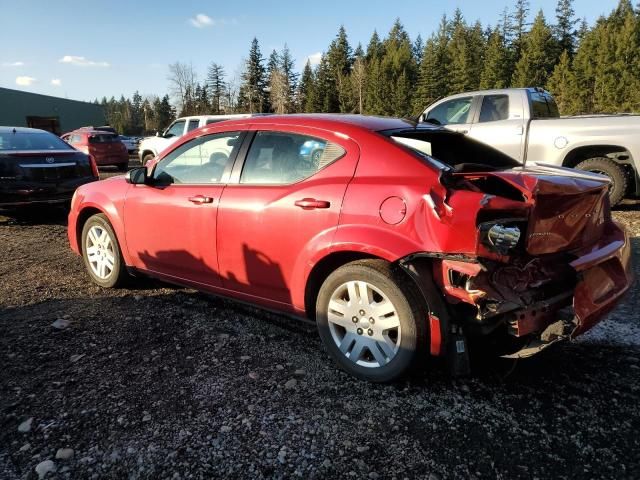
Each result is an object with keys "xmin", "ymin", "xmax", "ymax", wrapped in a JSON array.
[
  {"xmin": 327, "ymin": 280, "xmax": 401, "ymax": 368},
  {"xmin": 85, "ymin": 225, "xmax": 116, "ymax": 280}
]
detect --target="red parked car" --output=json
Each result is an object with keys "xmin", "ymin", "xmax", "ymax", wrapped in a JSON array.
[
  {"xmin": 67, "ymin": 115, "xmax": 632, "ymax": 382},
  {"xmin": 62, "ymin": 128, "xmax": 128, "ymax": 171}
]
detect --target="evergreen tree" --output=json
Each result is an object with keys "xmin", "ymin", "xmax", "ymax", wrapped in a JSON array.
[
  {"xmin": 555, "ymin": 0, "xmax": 578, "ymax": 56},
  {"xmin": 131, "ymin": 91, "xmax": 143, "ymax": 135},
  {"xmin": 157, "ymin": 95, "xmax": 174, "ymax": 129},
  {"xmin": 480, "ymin": 27, "xmax": 510, "ymax": 89},
  {"xmin": 413, "ymin": 34, "xmax": 424, "ymax": 65},
  {"xmin": 546, "ymin": 50, "xmax": 578, "ymax": 113},
  {"xmin": 324, "ymin": 25, "xmax": 353, "ymax": 112},
  {"xmin": 512, "ymin": 10, "xmax": 557, "ymax": 87},
  {"xmin": 280, "ymin": 44, "xmax": 298, "ymax": 106},
  {"xmin": 238, "ymin": 38, "xmax": 267, "ymax": 113},
  {"xmin": 207, "ymin": 63, "xmax": 227, "ymax": 114},
  {"xmin": 297, "ymin": 60, "xmax": 315, "ymax": 112},
  {"xmin": 511, "ymin": 0, "xmax": 530, "ymax": 58}
]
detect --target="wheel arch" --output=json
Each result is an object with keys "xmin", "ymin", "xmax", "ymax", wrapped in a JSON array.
[
  {"xmin": 561, "ymin": 144, "xmax": 633, "ymax": 168},
  {"xmin": 75, "ymin": 203, "xmax": 131, "ymax": 265}
]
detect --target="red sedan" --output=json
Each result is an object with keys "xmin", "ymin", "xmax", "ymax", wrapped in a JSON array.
[
  {"xmin": 62, "ymin": 129, "xmax": 129, "ymax": 171},
  {"xmin": 68, "ymin": 115, "xmax": 632, "ymax": 382}
]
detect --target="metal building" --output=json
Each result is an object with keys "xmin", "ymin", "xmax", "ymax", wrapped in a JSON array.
[{"xmin": 0, "ymin": 87, "xmax": 105, "ymax": 135}]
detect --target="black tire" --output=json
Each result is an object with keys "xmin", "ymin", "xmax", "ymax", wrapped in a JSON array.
[
  {"xmin": 117, "ymin": 162, "xmax": 129, "ymax": 172},
  {"xmin": 142, "ymin": 153, "xmax": 155, "ymax": 165},
  {"xmin": 575, "ymin": 157, "xmax": 628, "ymax": 206},
  {"xmin": 316, "ymin": 259, "xmax": 427, "ymax": 383},
  {"xmin": 81, "ymin": 213, "xmax": 128, "ymax": 288}
]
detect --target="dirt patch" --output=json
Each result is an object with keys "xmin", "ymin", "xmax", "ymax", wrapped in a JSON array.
[{"xmin": 0, "ymin": 204, "xmax": 639, "ymax": 479}]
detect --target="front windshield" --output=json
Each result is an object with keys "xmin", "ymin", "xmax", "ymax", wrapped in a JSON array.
[
  {"xmin": 0, "ymin": 131, "xmax": 72, "ymax": 151},
  {"xmin": 384, "ymin": 129, "xmax": 521, "ymax": 171}
]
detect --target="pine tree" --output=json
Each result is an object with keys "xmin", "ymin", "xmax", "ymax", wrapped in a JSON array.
[
  {"xmin": 207, "ymin": 63, "xmax": 227, "ymax": 114},
  {"xmin": 480, "ymin": 27, "xmax": 510, "ymax": 89},
  {"xmin": 511, "ymin": 0, "xmax": 530, "ymax": 59},
  {"xmin": 324, "ymin": 25, "xmax": 353, "ymax": 112},
  {"xmin": 280, "ymin": 44, "xmax": 298, "ymax": 108},
  {"xmin": 546, "ymin": 50, "xmax": 578, "ymax": 113},
  {"xmin": 413, "ymin": 34, "xmax": 424, "ymax": 65},
  {"xmin": 555, "ymin": 0, "xmax": 578, "ymax": 56},
  {"xmin": 238, "ymin": 38, "xmax": 267, "ymax": 113},
  {"xmin": 297, "ymin": 60, "xmax": 315, "ymax": 112},
  {"xmin": 131, "ymin": 91, "xmax": 143, "ymax": 135},
  {"xmin": 512, "ymin": 10, "xmax": 557, "ymax": 87}
]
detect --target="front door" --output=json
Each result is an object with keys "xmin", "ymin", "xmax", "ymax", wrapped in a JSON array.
[
  {"xmin": 217, "ymin": 127, "xmax": 359, "ymax": 308},
  {"xmin": 123, "ymin": 131, "xmax": 243, "ymax": 286}
]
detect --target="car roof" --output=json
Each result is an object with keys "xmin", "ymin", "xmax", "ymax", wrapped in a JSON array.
[
  {"xmin": 208, "ymin": 114, "xmax": 427, "ymax": 133},
  {"xmin": 0, "ymin": 126, "xmax": 50, "ymax": 134}
]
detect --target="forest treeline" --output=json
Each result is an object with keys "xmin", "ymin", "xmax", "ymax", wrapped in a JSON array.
[{"xmin": 99, "ymin": 0, "xmax": 640, "ymax": 135}]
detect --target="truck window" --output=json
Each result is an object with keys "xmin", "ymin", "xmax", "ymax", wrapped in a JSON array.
[
  {"xmin": 164, "ymin": 120, "xmax": 186, "ymax": 138},
  {"xmin": 530, "ymin": 92, "xmax": 560, "ymax": 119},
  {"xmin": 426, "ymin": 97, "xmax": 473, "ymax": 125},
  {"xmin": 187, "ymin": 119, "xmax": 200, "ymax": 132},
  {"xmin": 478, "ymin": 95, "xmax": 509, "ymax": 122}
]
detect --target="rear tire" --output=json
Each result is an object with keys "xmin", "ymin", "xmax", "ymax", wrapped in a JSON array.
[
  {"xmin": 316, "ymin": 260, "xmax": 427, "ymax": 383},
  {"xmin": 575, "ymin": 157, "xmax": 628, "ymax": 206},
  {"xmin": 81, "ymin": 214, "xmax": 128, "ymax": 288}
]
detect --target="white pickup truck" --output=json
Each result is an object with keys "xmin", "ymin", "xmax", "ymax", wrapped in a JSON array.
[
  {"xmin": 419, "ymin": 87, "xmax": 640, "ymax": 205},
  {"xmin": 138, "ymin": 114, "xmax": 259, "ymax": 165}
]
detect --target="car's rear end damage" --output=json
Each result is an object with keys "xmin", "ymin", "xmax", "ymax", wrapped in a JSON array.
[{"xmin": 399, "ymin": 162, "xmax": 632, "ymax": 368}]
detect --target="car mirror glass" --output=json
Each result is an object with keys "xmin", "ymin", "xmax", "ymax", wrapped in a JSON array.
[{"xmin": 125, "ymin": 167, "xmax": 148, "ymax": 185}]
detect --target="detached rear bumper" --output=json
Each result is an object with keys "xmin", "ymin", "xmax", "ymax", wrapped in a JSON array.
[{"xmin": 569, "ymin": 221, "xmax": 633, "ymax": 337}]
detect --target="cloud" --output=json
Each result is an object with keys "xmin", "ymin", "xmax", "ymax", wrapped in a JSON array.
[
  {"xmin": 51, "ymin": 78, "xmax": 62, "ymax": 86},
  {"xmin": 59, "ymin": 55, "xmax": 110, "ymax": 67},
  {"xmin": 2, "ymin": 61, "xmax": 24, "ymax": 67},
  {"xmin": 189, "ymin": 13, "xmax": 214, "ymax": 28},
  {"xmin": 306, "ymin": 52, "xmax": 322, "ymax": 66},
  {"xmin": 15, "ymin": 76, "xmax": 36, "ymax": 86}
]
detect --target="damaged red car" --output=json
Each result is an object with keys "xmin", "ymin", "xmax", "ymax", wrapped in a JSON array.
[{"xmin": 67, "ymin": 115, "xmax": 633, "ymax": 382}]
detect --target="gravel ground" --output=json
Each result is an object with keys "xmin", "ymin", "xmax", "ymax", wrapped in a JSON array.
[{"xmin": 1, "ymin": 188, "xmax": 639, "ymax": 479}]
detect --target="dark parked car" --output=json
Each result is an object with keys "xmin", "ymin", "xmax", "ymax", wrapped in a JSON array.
[
  {"xmin": 0, "ymin": 127, "xmax": 98, "ymax": 208},
  {"xmin": 67, "ymin": 115, "xmax": 632, "ymax": 382},
  {"xmin": 62, "ymin": 129, "xmax": 128, "ymax": 171}
]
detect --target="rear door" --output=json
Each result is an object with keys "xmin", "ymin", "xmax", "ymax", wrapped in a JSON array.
[
  {"xmin": 468, "ymin": 92, "xmax": 525, "ymax": 161},
  {"xmin": 123, "ymin": 130, "xmax": 244, "ymax": 285},
  {"xmin": 216, "ymin": 126, "xmax": 359, "ymax": 308}
]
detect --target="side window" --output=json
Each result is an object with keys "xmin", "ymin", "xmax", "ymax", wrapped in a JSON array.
[
  {"xmin": 70, "ymin": 134, "xmax": 82, "ymax": 144},
  {"xmin": 426, "ymin": 97, "xmax": 473, "ymax": 125},
  {"xmin": 153, "ymin": 132, "xmax": 241, "ymax": 184},
  {"xmin": 164, "ymin": 120, "xmax": 186, "ymax": 138},
  {"xmin": 530, "ymin": 92, "xmax": 559, "ymax": 119},
  {"xmin": 187, "ymin": 119, "xmax": 200, "ymax": 132},
  {"xmin": 478, "ymin": 95, "xmax": 509, "ymax": 122},
  {"xmin": 206, "ymin": 119, "xmax": 222, "ymax": 125},
  {"xmin": 240, "ymin": 131, "xmax": 345, "ymax": 185}
]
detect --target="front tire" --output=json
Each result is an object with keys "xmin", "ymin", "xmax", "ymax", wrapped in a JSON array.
[
  {"xmin": 81, "ymin": 214, "xmax": 128, "ymax": 288},
  {"xmin": 142, "ymin": 153, "xmax": 155, "ymax": 165},
  {"xmin": 575, "ymin": 157, "xmax": 628, "ymax": 206},
  {"xmin": 316, "ymin": 260, "xmax": 426, "ymax": 383}
]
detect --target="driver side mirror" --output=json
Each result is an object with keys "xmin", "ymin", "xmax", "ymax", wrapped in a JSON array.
[{"xmin": 125, "ymin": 167, "xmax": 149, "ymax": 185}]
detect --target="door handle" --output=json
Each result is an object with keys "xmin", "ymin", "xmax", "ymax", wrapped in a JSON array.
[
  {"xmin": 295, "ymin": 198, "xmax": 330, "ymax": 209},
  {"xmin": 188, "ymin": 195, "xmax": 214, "ymax": 204}
]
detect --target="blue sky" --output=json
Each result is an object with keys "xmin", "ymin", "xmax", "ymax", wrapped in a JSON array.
[{"xmin": 0, "ymin": 0, "xmax": 620, "ymax": 103}]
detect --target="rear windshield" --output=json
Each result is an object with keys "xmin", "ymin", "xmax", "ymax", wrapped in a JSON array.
[
  {"xmin": 88, "ymin": 134, "xmax": 119, "ymax": 144},
  {"xmin": 383, "ymin": 129, "xmax": 521, "ymax": 171},
  {"xmin": 0, "ymin": 131, "xmax": 72, "ymax": 151}
]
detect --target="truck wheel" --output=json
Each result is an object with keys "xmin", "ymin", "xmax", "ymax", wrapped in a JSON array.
[
  {"xmin": 575, "ymin": 157, "xmax": 628, "ymax": 206},
  {"xmin": 316, "ymin": 260, "xmax": 427, "ymax": 383}
]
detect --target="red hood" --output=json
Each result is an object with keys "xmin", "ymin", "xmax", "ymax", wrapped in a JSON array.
[{"xmin": 455, "ymin": 164, "xmax": 611, "ymax": 255}]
